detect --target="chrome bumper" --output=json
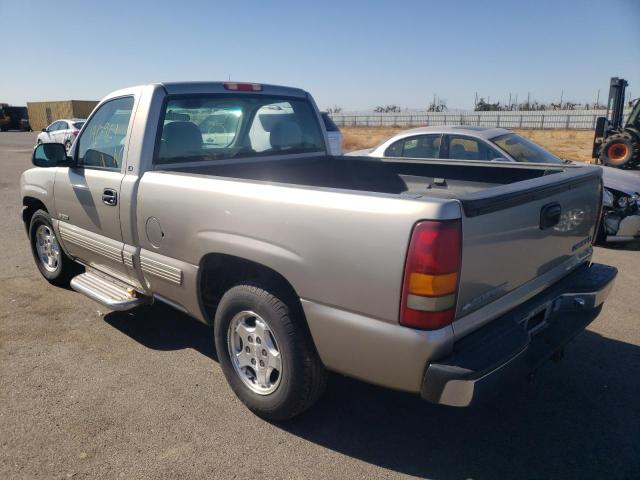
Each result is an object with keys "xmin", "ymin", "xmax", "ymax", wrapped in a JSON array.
[{"xmin": 421, "ymin": 263, "xmax": 617, "ymax": 407}]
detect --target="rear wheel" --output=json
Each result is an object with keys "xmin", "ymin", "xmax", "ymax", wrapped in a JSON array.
[
  {"xmin": 214, "ymin": 282, "xmax": 327, "ymax": 421},
  {"xmin": 600, "ymin": 132, "xmax": 640, "ymax": 168},
  {"xmin": 64, "ymin": 140, "xmax": 72, "ymax": 154}
]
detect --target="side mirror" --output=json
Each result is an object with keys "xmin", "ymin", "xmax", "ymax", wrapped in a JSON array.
[
  {"xmin": 32, "ymin": 143, "xmax": 72, "ymax": 168},
  {"xmin": 41, "ymin": 128, "xmax": 47, "ymax": 132}
]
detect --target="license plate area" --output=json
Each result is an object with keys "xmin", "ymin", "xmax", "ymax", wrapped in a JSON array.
[{"xmin": 520, "ymin": 303, "xmax": 552, "ymax": 336}]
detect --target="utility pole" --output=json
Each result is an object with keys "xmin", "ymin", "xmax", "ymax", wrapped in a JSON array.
[
  {"xmin": 560, "ymin": 89, "xmax": 564, "ymax": 109},
  {"xmin": 596, "ymin": 89, "xmax": 600, "ymax": 108},
  {"xmin": 474, "ymin": 92, "xmax": 478, "ymax": 108}
]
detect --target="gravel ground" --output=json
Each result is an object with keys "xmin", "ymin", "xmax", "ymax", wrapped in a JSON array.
[{"xmin": 1, "ymin": 131, "xmax": 639, "ymax": 480}]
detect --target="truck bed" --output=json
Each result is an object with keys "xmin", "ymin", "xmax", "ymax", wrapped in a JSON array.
[
  {"xmin": 170, "ymin": 155, "xmax": 558, "ymax": 199},
  {"xmin": 161, "ymin": 155, "xmax": 601, "ymax": 334}
]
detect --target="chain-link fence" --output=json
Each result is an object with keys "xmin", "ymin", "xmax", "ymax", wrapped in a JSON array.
[{"xmin": 330, "ymin": 109, "xmax": 632, "ymax": 130}]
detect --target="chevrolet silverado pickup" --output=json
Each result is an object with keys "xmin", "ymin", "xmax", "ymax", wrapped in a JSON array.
[{"xmin": 21, "ymin": 82, "xmax": 617, "ymax": 420}]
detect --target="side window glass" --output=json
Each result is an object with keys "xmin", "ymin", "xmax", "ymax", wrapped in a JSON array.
[
  {"xmin": 384, "ymin": 139, "xmax": 404, "ymax": 157},
  {"xmin": 401, "ymin": 135, "xmax": 441, "ymax": 159},
  {"xmin": 49, "ymin": 122, "xmax": 60, "ymax": 131},
  {"xmin": 447, "ymin": 136, "xmax": 496, "ymax": 161},
  {"xmin": 76, "ymin": 97, "xmax": 134, "ymax": 170}
]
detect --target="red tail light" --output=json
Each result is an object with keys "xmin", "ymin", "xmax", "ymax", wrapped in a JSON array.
[
  {"xmin": 223, "ymin": 82, "xmax": 262, "ymax": 92},
  {"xmin": 400, "ymin": 220, "xmax": 462, "ymax": 330},
  {"xmin": 71, "ymin": 130, "xmax": 79, "ymax": 136}
]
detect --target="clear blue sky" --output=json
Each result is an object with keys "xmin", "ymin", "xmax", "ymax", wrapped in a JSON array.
[{"xmin": 2, "ymin": 0, "xmax": 639, "ymax": 111}]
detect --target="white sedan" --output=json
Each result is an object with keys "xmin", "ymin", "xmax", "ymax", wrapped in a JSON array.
[
  {"xmin": 36, "ymin": 118, "xmax": 86, "ymax": 153},
  {"xmin": 347, "ymin": 125, "xmax": 640, "ymax": 243}
]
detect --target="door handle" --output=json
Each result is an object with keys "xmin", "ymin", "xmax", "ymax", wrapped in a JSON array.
[{"xmin": 102, "ymin": 188, "xmax": 118, "ymax": 206}]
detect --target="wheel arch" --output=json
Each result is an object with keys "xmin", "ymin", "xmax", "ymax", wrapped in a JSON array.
[
  {"xmin": 197, "ymin": 253, "xmax": 305, "ymax": 327},
  {"xmin": 22, "ymin": 196, "xmax": 49, "ymax": 233}
]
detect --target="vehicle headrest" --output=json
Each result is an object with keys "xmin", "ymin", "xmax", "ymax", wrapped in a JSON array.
[
  {"xmin": 163, "ymin": 121, "xmax": 202, "ymax": 156},
  {"xmin": 451, "ymin": 144, "xmax": 467, "ymax": 157},
  {"xmin": 270, "ymin": 120, "xmax": 303, "ymax": 149}
]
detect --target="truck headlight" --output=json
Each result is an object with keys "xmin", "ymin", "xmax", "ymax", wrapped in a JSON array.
[{"xmin": 602, "ymin": 189, "xmax": 614, "ymax": 208}]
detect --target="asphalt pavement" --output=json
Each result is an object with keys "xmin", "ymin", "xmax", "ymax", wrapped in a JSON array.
[{"xmin": 1, "ymin": 131, "xmax": 639, "ymax": 479}]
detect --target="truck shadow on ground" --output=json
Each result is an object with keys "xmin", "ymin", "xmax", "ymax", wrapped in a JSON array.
[
  {"xmin": 104, "ymin": 303, "xmax": 639, "ymax": 480},
  {"xmin": 601, "ymin": 239, "xmax": 640, "ymax": 251},
  {"xmin": 104, "ymin": 303, "xmax": 218, "ymax": 362}
]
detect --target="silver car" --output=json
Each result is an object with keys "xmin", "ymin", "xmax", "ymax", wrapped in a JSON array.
[
  {"xmin": 348, "ymin": 126, "xmax": 640, "ymax": 242},
  {"xmin": 36, "ymin": 118, "xmax": 86, "ymax": 153}
]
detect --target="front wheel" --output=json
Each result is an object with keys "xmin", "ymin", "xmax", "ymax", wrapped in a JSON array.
[
  {"xmin": 600, "ymin": 133, "xmax": 640, "ymax": 168},
  {"xmin": 29, "ymin": 210, "xmax": 80, "ymax": 286},
  {"xmin": 214, "ymin": 282, "xmax": 327, "ymax": 421}
]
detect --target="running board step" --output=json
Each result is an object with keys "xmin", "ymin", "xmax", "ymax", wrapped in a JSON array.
[{"xmin": 70, "ymin": 271, "xmax": 151, "ymax": 311}]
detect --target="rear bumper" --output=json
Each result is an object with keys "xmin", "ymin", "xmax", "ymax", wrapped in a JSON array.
[{"xmin": 421, "ymin": 262, "xmax": 617, "ymax": 407}]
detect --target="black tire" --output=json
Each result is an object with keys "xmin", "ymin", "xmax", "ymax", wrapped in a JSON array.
[
  {"xmin": 29, "ymin": 210, "xmax": 80, "ymax": 286},
  {"xmin": 600, "ymin": 132, "xmax": 640, "ymax": 168},
  {"xmin": 214, "ymin": 282, "xmax": 328, "ymax": 421}
]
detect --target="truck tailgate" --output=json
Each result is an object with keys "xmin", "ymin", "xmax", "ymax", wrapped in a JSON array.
[{"xmin": 455, "ymin": 167, "xmax": 602, "ymax": 330}]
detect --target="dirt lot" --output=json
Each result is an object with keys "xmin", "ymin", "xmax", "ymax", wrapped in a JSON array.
[
  {"xmin": 343, "ymin": 127, "xmax": 595, "ymax": 162},
  {"xmin": 1, "ymin": 132, "xmax": 639, "ymax": 480}
]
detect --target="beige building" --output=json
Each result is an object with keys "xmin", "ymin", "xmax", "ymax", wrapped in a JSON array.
[{"xmin": 27, "ymin": 100, "xmax": 98, "ymax": 131}]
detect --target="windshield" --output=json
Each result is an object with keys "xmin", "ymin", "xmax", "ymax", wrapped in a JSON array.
[
  {"xmin": 491, "ymin": 133, "xmax": 563, "ymax": 164},
  {"xmin": 155, "ymin": 94, "xmax": 325, "ymax": 164}
]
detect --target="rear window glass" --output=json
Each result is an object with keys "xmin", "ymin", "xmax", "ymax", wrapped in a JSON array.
[
  {"xmin": 491, "ymin": 133, "xmax": 563, "ymax": 164},
  {"xmin": 73, "ymin": 122, "xmax": 84, "ymax": 129},
  {"xmin": 321, "ymin": 113, "xmax": 340, "ymax": 132},
  {"xmin": 155, "ymin": 94, "xmax": 325, "ymax": 164}
]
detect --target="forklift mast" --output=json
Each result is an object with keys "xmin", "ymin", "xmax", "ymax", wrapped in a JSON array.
[{"xmin": 606, "ymin": 77, "xmax": 628, "ymax": 131}]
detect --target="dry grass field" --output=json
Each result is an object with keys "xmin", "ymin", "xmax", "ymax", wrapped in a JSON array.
[{"xmin": 342, "ymin": 127, "xmax": 595, "ymax": 162}]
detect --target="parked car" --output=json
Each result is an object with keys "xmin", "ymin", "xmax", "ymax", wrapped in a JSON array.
[
  {"xmin": 36, "ymin": 118, "xmax": 86, "ymax": 153},
  {"xmin": 348, "ymin": 126, "xmax": 640, "ymax": 243},
  {"xmin": 21, "ymin": 82, "xmax": 616, "ymax": 420},
  {"xmin": 321, "ymin": 112, "xmax": 343, "ymax": 155},
  {"xmin": 0, "ymin": 104, "xmax": 30, "ymax": 131}
]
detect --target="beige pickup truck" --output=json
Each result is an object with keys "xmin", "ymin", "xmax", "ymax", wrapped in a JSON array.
[{"xmin": 21, "ymin": 82, "xmax": 616, "ymax": 420}]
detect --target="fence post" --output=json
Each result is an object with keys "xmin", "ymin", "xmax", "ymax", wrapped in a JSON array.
[
  {"xmin": 519, "ymin": 115, "xmax": 523, "ymax": 128},
  {"xmin": 592, "ymin": 115, "xmax": 597, "ymax": 129},
  {"xmin": 565, "ymin": 114, "xmax": 570, "ymax": 129},
  {"xmin": 478, "ymin": 114, "xmax": 481, "ymax": 126},
  {"xmin": 540, "ymin": 115, "xmax": 544, "ymax": 129},
  {"xmin": 497, "ymin": 115, "xmax": 500, "ymax": 128}
]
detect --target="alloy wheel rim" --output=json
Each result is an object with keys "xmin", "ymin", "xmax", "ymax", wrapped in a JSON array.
[
  {"xmin": 35, "ymin": 224, "xmax": 61, "ymax": 273},
  {"xmin": 227, "ymin": 310, "xmax": 283, "ymax": 395}
]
